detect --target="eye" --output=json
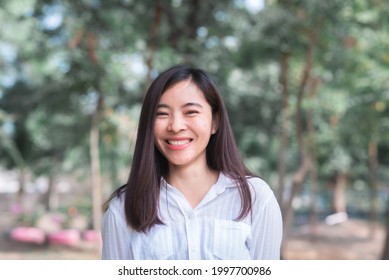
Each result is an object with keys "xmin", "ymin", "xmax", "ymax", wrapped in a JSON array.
[
  {"xmin": 156, "ymin": 111, "xmax": 169, "ymax": 117},
  {"xmin": 186, "ymin": 110, "xmax": 199, "ymax": 116}
]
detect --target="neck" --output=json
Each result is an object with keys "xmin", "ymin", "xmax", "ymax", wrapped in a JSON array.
[{"xmin": 167, "ymin": 162, "xmax": 219, "ymax": 208}]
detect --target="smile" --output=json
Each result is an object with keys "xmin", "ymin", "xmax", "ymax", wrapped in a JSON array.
[
  {"xmin": 167, "ymin": 139, "xmax": 192, "ymax": 146},
  {"xmin": 164, "ymin": 138, "xmax": 193, "ymax": 150}
]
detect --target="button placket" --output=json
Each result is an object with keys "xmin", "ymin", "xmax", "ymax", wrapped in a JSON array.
[{"xmin": 185, "ymin": 212, "xmax": 201, "ymax": 259}]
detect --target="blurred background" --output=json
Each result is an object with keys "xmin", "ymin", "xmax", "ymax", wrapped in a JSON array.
[{"xmin": 1, "ymin": 0, "xmax": 389, "ymax": 260}]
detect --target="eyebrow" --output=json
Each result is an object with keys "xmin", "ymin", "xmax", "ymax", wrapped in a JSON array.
[{"xmin": 157, "ymin": 102, "xmax": 204, "ymax": 109}]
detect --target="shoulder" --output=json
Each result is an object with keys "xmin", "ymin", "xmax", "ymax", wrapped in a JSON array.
[
  {"xmin": 105, "ymin": 194, "xmax": 125, "ymax": 218},
  {"xmin": 247, "ymin": 176, "xmax": 272, "ymax": 191},
  {"xmin": 246, "ymin": 176, "xmax": 276, "ymax": 205},
  {"xmin": 221, "ymin": 173, "xmax": 275, "ymax": 201},
  {"xmin": 102, "ymin": 194, "xmax": 131, "ymax": 233}
]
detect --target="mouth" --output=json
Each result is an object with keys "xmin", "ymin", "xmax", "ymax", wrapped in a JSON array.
[{"xmin": 166, "ymin": 139, "xmax": 193, "ymax": 146}]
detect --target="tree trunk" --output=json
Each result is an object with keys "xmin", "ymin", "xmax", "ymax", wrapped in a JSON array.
[
  {"xmin": 145, "ymin": 0, "xmax": 162, "ymax": 86},
  {"xmin": 0, "ymin": 131, "xmax": 27, "ymax": 212},
  {"xmin": 42, "ymin": 173, "xmax": 58, "ymax": 211},
  {"xmin": 332, "ymin": 172, "xmax": 347, "ymax": 213},
  {"xmin": 182, "ymin": 0, "xmax": 201, "ymax": 63},
  {"xmin": 281, "ymin": 30, "xmax": 316, "ymax": 253},
  {"xmin": 16, "ymin": 166, "xmax": 27, "ymax": 213},
  {"xmin": 277, "ymin": 52, "xmax": 290, "ymax": 206},
  {"xmin": 86, "ymin": 31, "xmax": 104, "ymax": 231},
  {"xmin": 368, "ymin": 140, "xmax": 378, "ymax": 237},
  {"xmin": 307, "ymin": 77, "xmax": 320, "ymax": 239},
  {"xmin": 90, "ymin": 93, "xmax": 104, "ymax": 231},
  {"xmin": 282, "ymin": 152, "xmax": 311, "ymax": 239},
  {"xmin": 308, "ymin": 164, "xmax": 318, "ymax": 238},
  {"xmin": 381, "ymin": 207, "xmax": 389, "ymax": 259}
]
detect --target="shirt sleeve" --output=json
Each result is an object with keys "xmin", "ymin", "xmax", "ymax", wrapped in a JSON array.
[
  {"xmin": 101, "ymin": 199, "xmax": 133, "ymax": 259},
  {"xmin": 250, "ymin": 182, "xmax": 283, "ymax": 260}
]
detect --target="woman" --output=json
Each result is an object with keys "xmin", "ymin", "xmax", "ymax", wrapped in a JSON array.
[{"xmin": 102, "ymin": 65, "xmax": 282, "ymax": 259}]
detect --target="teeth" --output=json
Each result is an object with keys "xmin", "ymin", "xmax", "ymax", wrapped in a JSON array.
[{"xmin": 167, "ymin": 139, "xmax": 190, "ymax": 146}]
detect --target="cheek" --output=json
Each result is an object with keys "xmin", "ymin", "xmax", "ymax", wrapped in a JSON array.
[
  {"xmin": 197, "ymin": 117, "xmax": 214, "ymax": 134},
  {"xmin": 153, "ymin": 120, "xmax": 164, "ymax": 136},
  {"xmin": 153, "ymin": 127, "xmax": 164, "ymax": 150}
]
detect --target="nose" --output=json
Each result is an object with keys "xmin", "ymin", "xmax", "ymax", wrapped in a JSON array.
[{"xmin": 168, "ymin": 114, "xmax": 187, "ymax": 132}]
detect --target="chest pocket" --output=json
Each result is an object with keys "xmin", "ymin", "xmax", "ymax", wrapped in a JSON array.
[
  {"xmin": 213, "ymin": 220, "xmax": 252, "ymax": 260},
  {"xmin": 133, "ymin": 224, "xmax": 174, "ymax": 260}
]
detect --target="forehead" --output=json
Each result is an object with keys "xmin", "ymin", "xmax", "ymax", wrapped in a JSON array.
[{"xmin": 159, "ymin": 80, "xmax": 208, "ymax": 104}]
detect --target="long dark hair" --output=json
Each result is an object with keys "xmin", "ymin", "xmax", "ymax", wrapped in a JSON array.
[{"xmin": 110, "ymin": 65, "xmax": 254, "ymax": 233}]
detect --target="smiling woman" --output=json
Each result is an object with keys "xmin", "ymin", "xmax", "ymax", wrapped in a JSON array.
[
  {"xmin": 101, "ymin": 65, "xmax": 283, "ymax": 260},
  {"xmin": 154, "ymin": 80, "xmax": 216, "ymax": 170}
]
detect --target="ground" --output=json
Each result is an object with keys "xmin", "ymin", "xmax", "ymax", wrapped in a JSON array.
[
  {"xmin": 283, "ymin": 219, "xmax": 386, "ymax": 260},
  {"xmin": 0, "ymin": 216, "xmax": 386, "ymax": 260}
]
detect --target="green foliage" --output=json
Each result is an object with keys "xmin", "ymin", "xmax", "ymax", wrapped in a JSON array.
[{"xmin": 0, "ymin": 0, "xmax": 388, "ymax": 217}]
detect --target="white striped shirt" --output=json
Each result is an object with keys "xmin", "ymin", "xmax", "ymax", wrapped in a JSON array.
[{"xmin": 101, "ymin": 173, "xmax": 282, "ymax": 260}]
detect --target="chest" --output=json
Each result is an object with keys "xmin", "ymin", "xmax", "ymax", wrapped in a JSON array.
[{"xmin": 130, "ymin": 218, "xmax": 252, "ymax": 260}]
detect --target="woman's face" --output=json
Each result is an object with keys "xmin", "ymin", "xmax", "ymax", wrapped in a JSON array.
[{"xmin": 153, "ymin": 79, "xmax": 217, "ymax": 170}]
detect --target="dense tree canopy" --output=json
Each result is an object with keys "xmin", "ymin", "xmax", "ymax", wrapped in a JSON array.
[{"xmin": 1, "ymin": 0, "xmax": 388, "ymax": 256}]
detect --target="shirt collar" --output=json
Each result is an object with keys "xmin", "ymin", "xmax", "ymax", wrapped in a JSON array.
[
  {"xmin": 213, "ymin": 172, "xmax": 237, "ymax": 195},
  {"xmin": 161, "ymin": 172, "xmax": 237, "ymax": 194}
]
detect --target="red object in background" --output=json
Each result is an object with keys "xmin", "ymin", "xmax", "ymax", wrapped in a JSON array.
[
  {"xmin": 47, "ymin": 229, "xmax": 80, "ymax": 245},
  {"xmin": 10, "ymin": 227, "xmax": 46, "ymax": 245},
  {"xmin": 82, "ymin": 230, "xmax": 101, "ymax": 242}
]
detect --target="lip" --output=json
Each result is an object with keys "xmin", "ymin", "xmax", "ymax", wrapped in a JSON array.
[{"xmin": 165, "ymin": 137, "xmax": 193, "ymax": 151}]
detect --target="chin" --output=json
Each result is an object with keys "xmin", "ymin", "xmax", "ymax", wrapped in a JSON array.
[{"xmin": 168, "ymin": 159, "xmax": 191, "ymax": 166}]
